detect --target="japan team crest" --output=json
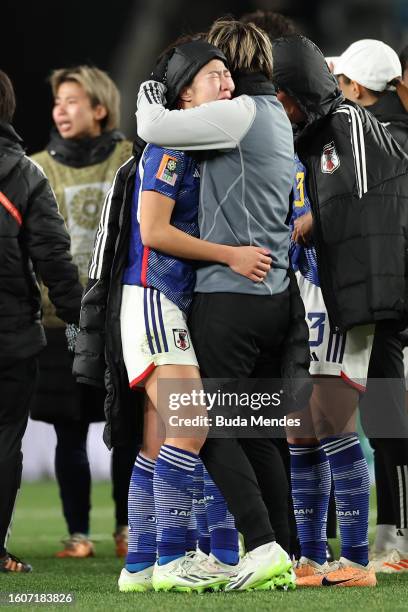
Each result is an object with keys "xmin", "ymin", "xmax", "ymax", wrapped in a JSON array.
[
  {"xmin": 173, "ymin": 328, "xmax": 190, "ymax": 351},
  {"xmin": 321, "ymin": 141, "xmax": 340, "ymax": 174}
]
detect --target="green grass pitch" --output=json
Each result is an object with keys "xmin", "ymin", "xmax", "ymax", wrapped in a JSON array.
[{"xmin": 2, "ymin": 481, "xmax": 407, "ymax": 611}]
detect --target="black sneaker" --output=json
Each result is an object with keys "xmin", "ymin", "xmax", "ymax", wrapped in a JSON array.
[{"xmin": 0, "ymin": 552, "xmax": 32, "ymax": 573}]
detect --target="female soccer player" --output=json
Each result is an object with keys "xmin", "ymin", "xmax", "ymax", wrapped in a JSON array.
[
  {"xmin": 287, "ymin": 151, "xmax": 375, "ymax": 587},
  {"xmin": 117, "ymin": 40, "xmax": 272, "ymax": 593},
  {"xmin": 272, "ymin": 34, "xmax": 388, "ymax": 588}
]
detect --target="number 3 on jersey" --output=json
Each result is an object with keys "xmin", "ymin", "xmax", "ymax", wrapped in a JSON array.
[
  {"xmin": 294, "ymin": 171, "xmax": 305, "ymax": 208},
  {"xmin": 308, "ymin": 312, "xmax": 326, "ymax": 347}
]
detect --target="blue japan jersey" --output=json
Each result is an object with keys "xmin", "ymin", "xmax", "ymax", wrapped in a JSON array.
[
  {"xmin": 289, "ymin": 154, "xmax": 320, "ymax": 287},
  {"xmin": 122, "ymin": 144, "xmax": 200, "ymax": 312}
]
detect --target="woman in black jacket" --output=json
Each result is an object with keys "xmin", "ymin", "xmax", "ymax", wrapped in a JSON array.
[
  {"xmin": 334, "ymin": 38, "xmax": 408, "ymax": 573},
  {"xmin": 0, "ymin": 70, "xmax": 82, "ymax": 573}
]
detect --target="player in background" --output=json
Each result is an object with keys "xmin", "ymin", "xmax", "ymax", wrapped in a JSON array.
[
  {"xmin": 31, "ymin": 66, "xmax": 137, "ymax": 559},
  {"xmin": 333, "ymin": 39, "xmax": 408, "ymax": 572}
]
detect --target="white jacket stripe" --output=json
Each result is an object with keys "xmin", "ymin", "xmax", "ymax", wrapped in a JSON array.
[
  {"xmin": 89, "ymin": 157, "xmax": 133, "ymax": 279},
  {"xmin": 334, "ymin": 105, "xmax": 367, "ymax": 199}
]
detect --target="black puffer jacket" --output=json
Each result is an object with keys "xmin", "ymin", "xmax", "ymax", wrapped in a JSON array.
[
  {"xmin": 73, "ymin": 151, "xmax": 144, "ymax": 449},
  {"xmin": 0, "ymin": 121, "xmax": 82, "ymax": 359},
  {"xmin": 366, "ymin": 91, "xmax": 408, "ymax": 154},
  {"xmin": 273, "ymin": 35, "xmax": 408, "ymax": 332}
]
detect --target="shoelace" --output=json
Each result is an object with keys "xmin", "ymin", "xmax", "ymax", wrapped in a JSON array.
[
  {"xmin": 233, "ymin": 550, "xmax": 254, "ymax": 574},
  {"xmin": 167, "ymin": 554, "xmax": 196, "ymax": 577}
]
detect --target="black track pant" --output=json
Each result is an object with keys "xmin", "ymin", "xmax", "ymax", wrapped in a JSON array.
[
  {"xmin": 360, "ymin": 320, "xmax": 408, "ymax": 530},
  {"xmin": 54, "ymin": 421, "xmax": 137, "ymax": 534},
  {"xmin": 241, "ymin": 438, "xmax": 290, "ymax": 553},
  {"xmin": 189, "ymin": 291, "xmax": 290, "ymax": 552},
  {"xmin": 0, "ymin": 357, "xmax": 38, "ymax": 556}
]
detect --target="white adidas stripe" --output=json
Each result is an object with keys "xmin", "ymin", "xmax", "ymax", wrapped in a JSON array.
[
  {"xmin": 162, "ymin": 446, "xmax": 197, "ymax": 463},
  {"xmin": 160, "ymin": 447, "xmax": 197, "ymax": 468},
  {"xmin": 136, "ymin": 152, "xmax": 145, "ymax": 224},
  {"xmin": 322, "ymin": 436, "xmax": 358, "ymax": 451},
  {"xmin": 397, "ymin": 465, "xmax": 408, "ymax": 529},
  {"xmin": 324, "ymin": 440, "xmax": 360, "ymax": 456},
  {"xmin": 138, "ymin": 452, "xmax": 156, "ymax": 465},
  {"xmin": 334, "ymin": 105, "xmax": 367, "ymax": 199},
  {"xmin": 159, "ymin": 454, "xmax": 196, "ymax": 471},
  {"xmin": 89, "ymin": 156, "xmax": 134, "ymax": 279}
]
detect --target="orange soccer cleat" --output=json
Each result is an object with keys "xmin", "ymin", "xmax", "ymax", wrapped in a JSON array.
[
  {"xmin": 297, "ymin": 557, "xmax": 376, "ymax": 587},
  {"xmin": 55, "ymin": 533, "xmax": 95, "ymax": 558},
  {"xmin": 294, "ymin": 556, "xmax": 329, "ymax": 579},
  {"xmin": 114, "ymin": 526, "xmax": 128, "ymax": 558},
  {"xmin": 320, "ymin": 558, "xmax": 377, "ymax": 587}
]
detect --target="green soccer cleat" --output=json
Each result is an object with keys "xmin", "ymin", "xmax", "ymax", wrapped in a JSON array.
[
  {"xmin": 152, "ymin": 551, "xmax": 238, "ymax": 593},
  {"xmin": 118, "ymin": 566, "xmax": 154, "ymax": 592},
  {"xmin": 225, "ymin": 541, "xmax": 296, "ymax": 592}
]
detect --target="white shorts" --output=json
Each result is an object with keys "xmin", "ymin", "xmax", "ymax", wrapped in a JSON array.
[
  {"xmin": 120, "ymin": 284, "xmax": 198, "ymax": 388},
  {"xmin": 297, "ymin": 274, "xmax": 374, "ymax": 390}
]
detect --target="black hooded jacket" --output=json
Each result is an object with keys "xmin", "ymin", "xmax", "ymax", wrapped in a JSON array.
[
  {"xmin": 366, "ymin": 91, "xmax": 408, "ymax": 154},
  {"xmin": 0, "ymin": 121, "xmax": 82, "ymax": 359},
  {"xmin": 273, "ymin": 35, "xmax": 408, "ymax": 332}
]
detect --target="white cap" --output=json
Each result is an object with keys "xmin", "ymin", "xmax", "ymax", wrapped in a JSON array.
[{"xmin": 332, "ymin": 39, "xmax": 401, "ymax": 91}]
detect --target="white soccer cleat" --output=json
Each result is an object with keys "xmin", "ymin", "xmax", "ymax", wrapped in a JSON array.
[
  {"xmin": 152, "ymin": 552, "xmax": 236, "ymax": 592},
  {"xmin": 196, "ymin": 553, "xmax": 240, "ymax": 590},
  {"xmin": 118, "ymin": 566, "xmax": 154, "ymax": 592},
  {"xmin": 374, "ymin": 549, "xmax": 408, "ymax": 573},
  {"xmin": 225, "ymin": 541, "xmax": 295, "ymax": 591},
  {"xmin": 188, "ymin": 548, "xmax": 209, "ymax": 564}
]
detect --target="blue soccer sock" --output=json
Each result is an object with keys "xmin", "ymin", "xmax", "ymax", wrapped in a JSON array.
[
  {"xmin": 203, "ymin": 466, "xmax": 239, "ymax": 565},
  {"xmin": 289, "ymin": 443, "xmax": 331, "ymax": 565},
  {"xmin": 154, "ymin": 445, "xmax": 197, "ymax": 565},
  {"xmin": 186, "ymin": 504, "xmax": 198, "ymax": 552},
  {"xmin": 321, "ymin": 435, "xmax": 370, "ymax": 566},
  {"xmin": 192, "ymin": 460, "xmax": 211, "ymax": 555},
  {"xmin": 126, "ymin": 453, "xmax": 157, "ymax": 572}
]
